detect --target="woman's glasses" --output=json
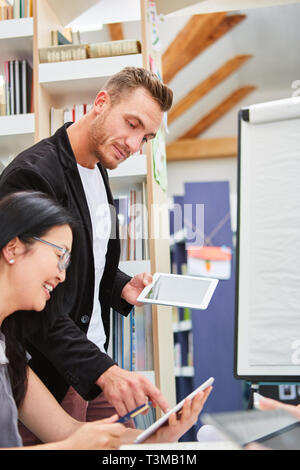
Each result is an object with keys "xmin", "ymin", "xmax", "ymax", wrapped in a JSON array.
[{"xmin": 33, "ymin": 236, "xmax": 71, "ymax": 271}]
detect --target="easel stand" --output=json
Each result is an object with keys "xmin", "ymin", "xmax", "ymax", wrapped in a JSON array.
[{"xmin": 247, "ymin": 383, "xmax": 260, "ymax": 409}]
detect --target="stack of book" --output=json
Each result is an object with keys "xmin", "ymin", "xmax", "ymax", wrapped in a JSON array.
[
  {"xmin": 112, "ymin": 306, "xmax": 156, "ymax": 430},
  {"xmin": 39, "ymin": 39, "xmax": 141, "ymax": 64},
  {"xmin": 112, "ymin": 304, "xmax": 154, "ymax": 373},
  {"xmin": 112, "ymin": 308, "xmax": 136, "ymax": 372},
  {"xmin": 0, "ymin": 0, "xmax": 33, "ymax": 20},
  {"xmin": 114, "ymin": 184, "xmax": 149, "ymax": 261},
  {"xmin": 50, "ymin": 104, "xmax": 93, "ymax": 135},
  {"xmin": 0, "ymin": 59, "xmax": 33, "ymax": 115}
]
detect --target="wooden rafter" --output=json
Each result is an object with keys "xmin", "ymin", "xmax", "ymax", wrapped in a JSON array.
[
  {"xmin": 179, "ymin": 85, "xmax": 256, "ymax": 139},
  {"xmin": 168, "ymin": 54, "xmax": 252, "ymax": 124},
  {"xmin": 162, "ymin": 13, "xmax": 246, "ymax": 84},
  {"xmin": 162, "ymin": 12, "xmax": 226, "ymax": 84},
  {"xmin": 166, "ymin": 137, "xmax": 237, "ymax": 161},
  {"xmin": 107, "ymin": 22, "xmax": 124, "ymax": 41}
]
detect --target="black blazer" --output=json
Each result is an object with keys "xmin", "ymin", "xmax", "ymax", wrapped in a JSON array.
[{"xmin": 0, "ymin": 124, "xmax": 132, "ymax": 402}]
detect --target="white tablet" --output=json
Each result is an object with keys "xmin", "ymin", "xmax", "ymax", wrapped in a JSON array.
[
  {"xmin": 137, "ymin": 273, "xmax": 218, "ymax": 310},
  {"xmin": 134, "ymin": 377, "xmax": 215, "ymax": 444}
]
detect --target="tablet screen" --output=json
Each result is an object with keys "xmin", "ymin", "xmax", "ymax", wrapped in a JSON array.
[
  {"xmin": 140, "ymin": 273, "xmax": 218, "ymax": 309},
  {"xmin": 134, "ymin": 377, "xmax": 214, "ymax": 444}
]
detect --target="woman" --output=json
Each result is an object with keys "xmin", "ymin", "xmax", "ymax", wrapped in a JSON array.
[{"xmin": 0, "ymin": 191, "xmax": 212, "ymax": 449}]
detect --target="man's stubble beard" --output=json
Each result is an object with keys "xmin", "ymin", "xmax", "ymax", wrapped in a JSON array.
[{"xmin": 89, "ymin": 111, "xmax": 117, "ymax": 170}]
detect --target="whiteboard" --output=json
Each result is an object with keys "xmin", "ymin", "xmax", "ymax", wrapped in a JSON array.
[{"xmin": 235, "ymin": 97, "xmax": 300, "ymax": 382}]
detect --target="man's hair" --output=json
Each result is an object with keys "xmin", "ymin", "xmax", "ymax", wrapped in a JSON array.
[{"xmin": 102, "ymin": 66, "xmax": 173, "ymax": 112}]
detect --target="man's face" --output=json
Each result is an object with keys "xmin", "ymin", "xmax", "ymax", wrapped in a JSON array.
[{"xmin": 89, "ymin": 87, "xmax": 164, "ymax": 169}]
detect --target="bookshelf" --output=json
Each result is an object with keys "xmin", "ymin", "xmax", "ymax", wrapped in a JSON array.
[
  {"xmin": 108, "ymin": 153, "xmax": 147, "ymax": 193},
  {"xmin": 0, "ymin": 0, "xmax": 176, "ymax": 411},
  {"xmin": 0, "ymin": 113, "xmax": 35, "ymax": 158},
  {"xmin": 0, "ymin": 18, "xmax": 33, "ymax": 59},
  {"xmin": 38, "ymin": 54, "xmax": 143, "ymax": 105},
  {"xmin": 0, "ymin": 15, "xmax": 34, "ymax": 161}
]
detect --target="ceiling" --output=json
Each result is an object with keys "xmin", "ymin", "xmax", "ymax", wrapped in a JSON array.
[
  {"xmin": 155, "ymin": 0, "xmax": 300, "ymax": 15},
  {"xmin": 158, "ymin": 2, "xmax": 300, "ymax": 142},
  {"xmin": 69, "ymin": 1, "xmax": 300, "ymax": 145}
]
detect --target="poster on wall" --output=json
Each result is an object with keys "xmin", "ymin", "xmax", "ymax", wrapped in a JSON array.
[
  {"xmin": 152, "ymin": 126, "xmax": 168, "ymax": 192},
  {"xmin": 148, "ymin": 0, "xmax": 162, "ymax": 51}
]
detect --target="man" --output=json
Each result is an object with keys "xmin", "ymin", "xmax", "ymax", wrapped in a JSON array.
[{"xmin": 0, "ymin": 67, "xmax": 173, "ymax": 443}]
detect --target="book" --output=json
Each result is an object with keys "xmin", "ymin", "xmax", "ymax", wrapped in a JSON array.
[
  {"xmin": 72, "ymin": 30, "xmax": 81, "ymax": 45},
  {"xmin": 86, "ymin": 39, "xmax": 141, "ymax": 59},
  {"xmin": 9, "ymin": 60, "xmax": 14, "ymax": 115},
  {"xmin": 4, "ymin": 61, "xmax": 10, "ymax": 115},
  {"xmin": 0, "ymin": 62, "xmax": 5, "ymax": 115},
  {"xmin": 0, "ymin": 0, "xmax": 31, "ymax": 20},
  {"xmin": 50, "ymin": 104, "xmax": 92, "ymax": 134},
  {"xmin": 51, "ymin": 29, "xmax": 73, "ymax": 46},
  {"xmin": 0, "ymin": 59, "xmax": 32, "ymax": 115},
  {"xmin": 21, "ymin": 59, "xmax": 32, "ymax": 114},
  {"xmin": 14, "ymin": 60, "xmax": 21, "ymax": 114},
  {"xmin": 13, "ymin": 0, "xmax": 19, "ymax": 18},
  {"xmin": 39, "ymin": 44, "xmax": 87, "ymax": 63},
  {"xmin": 114, "ymin": 187, "xmax": 148, "ymax": 262}
]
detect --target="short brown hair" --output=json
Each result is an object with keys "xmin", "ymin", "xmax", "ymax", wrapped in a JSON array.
[{"xmin": 102, "ymin": 67, "xmax": 173, "ymax": 112}]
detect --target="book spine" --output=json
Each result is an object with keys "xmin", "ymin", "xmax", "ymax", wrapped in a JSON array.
[
  {"xmin": 13, "ymin": 0, "xmax": 20, "ymax": 19},
  {"xmin": 21, "ymin": 59, "xmax": 27, "ymax": 114},
  {"xmin": 87, "ymin": 40, "xmax": 141, "ymax": 59},
  {"xmin": 4, "ymin": 61, "xmax": 10, "ymax": 115},
  {"xmin": 39, "ymin": 45, "xmax": 87, "ymax": 63},
  {"xmin": 9, "ymin": 60, "xmax": 14, "ymax": 115},
  {"xmin": 14, "ymin": 60, "xmax": 21, "ymax": 114}
]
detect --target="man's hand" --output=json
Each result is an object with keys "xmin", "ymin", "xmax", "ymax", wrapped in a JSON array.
[
  {"xmin": 121, "ymin": 272, "xmax": 152, "ymax": 306},
  {"xmin": 97, "ymin": 365, "xmax": 170, "ymax": 417},
  {"xmin": 145, "ymin": 387, "xmax": 213, "ymax": 444}
]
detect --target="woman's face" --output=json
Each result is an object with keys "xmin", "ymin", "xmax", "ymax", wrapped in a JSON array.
[{"xmin": 11, "ymin": 224, "xmax": 73, "ymax": 312}]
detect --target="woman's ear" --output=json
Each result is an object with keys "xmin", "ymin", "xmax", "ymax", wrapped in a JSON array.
[{"xmin": 2, "ymin": 237, "xmax": 24, "ymax": 265}]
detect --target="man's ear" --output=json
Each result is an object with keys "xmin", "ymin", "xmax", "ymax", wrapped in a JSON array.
[
  {"xmin": 94, "ymin": 90, "xmax": 111, "ymax": 115},
  {"xmin": 2, "ymin": 237, "xmax": 25, "ymax": 265}
]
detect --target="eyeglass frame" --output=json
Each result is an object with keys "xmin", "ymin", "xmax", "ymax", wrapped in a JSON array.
[{"xmin": 33, "ymin": 236, "xmax": 71, "ymax": 272}]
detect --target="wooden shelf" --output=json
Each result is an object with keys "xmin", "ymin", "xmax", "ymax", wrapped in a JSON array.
[
  {"xmin": 119, "ymin": 260, "xmax": 151, "ymax": 277},
  {"xmin": 138, "ymin": 370, "xmax": 155, "ymax": 385},
  {"xmin": 0, "ymin": 113, "xmax": 35, "ymax": 136},
  {"xmin": 170, "ymin": 228, "xmax": 187, "ymax": 247},
  {"xmin": 0, "ymin": 18, "xmax": 33, "ymax": 62},
  {"xmin": 39, "ymin": 54, "xmax": 143, "ymax": 104},
  {"xmin": 174, "ymin": 366, "xmax": 194, "ymax": 377},
  {"xmin": 0, "ymin": 114, "xmax": 35, "ymax": 158},
  {"xmin": 108, "ymin": 153, "xmax": 147, "ymax": 194},
  {"xmin": 47, "ymin": 0, "xmax": 99, "ymax": 26},
  {"xmin": 173, "ymin": 319, "xmax": 192, "ymax": 333}
]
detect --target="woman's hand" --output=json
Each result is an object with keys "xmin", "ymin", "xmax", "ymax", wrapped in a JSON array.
[
  {"xmin": 146, "ymin": 386, "xmax": 213, "ymax": 443},
  {"xmin": 62, "ymin": 415, "xmax": 126, "ymax": 450}
]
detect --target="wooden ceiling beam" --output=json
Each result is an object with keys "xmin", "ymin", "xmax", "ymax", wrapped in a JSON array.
[
  {"xmin": 168, "ymin": 54, "xmax": 252, "ymax": 124},
  {"xmin": 179, "ymin": 85, "xmax": 256, "ymax": 139},
  {"xmin": 162, "ymin": 13, "xmax": 246, "ymax": 84},
  {"xmin": 107, "ymin": 22, "xmax": 124, "ymax": 41},
  {"xmin": 162, "ymin": 12, "xmax": 227, "ymax": 84},
  {"xmin": 167, "ymin": 137, "xmax": 237, "ymax": 161}
]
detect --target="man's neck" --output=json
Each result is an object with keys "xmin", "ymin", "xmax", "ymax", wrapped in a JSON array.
[{"xmin": 66, "ymin": 116, "xmax": 97, "ymax": 169}]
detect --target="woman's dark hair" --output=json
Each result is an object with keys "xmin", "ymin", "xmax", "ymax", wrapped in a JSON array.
[{"xmin": 0, "ymin": 191, "xmax": 76, "ymax": 407}]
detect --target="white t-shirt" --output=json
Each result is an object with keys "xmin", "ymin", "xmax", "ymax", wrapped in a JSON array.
[{"xmin": 77, "ymin": 164, "xmax": 111, "ymax": 352}]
